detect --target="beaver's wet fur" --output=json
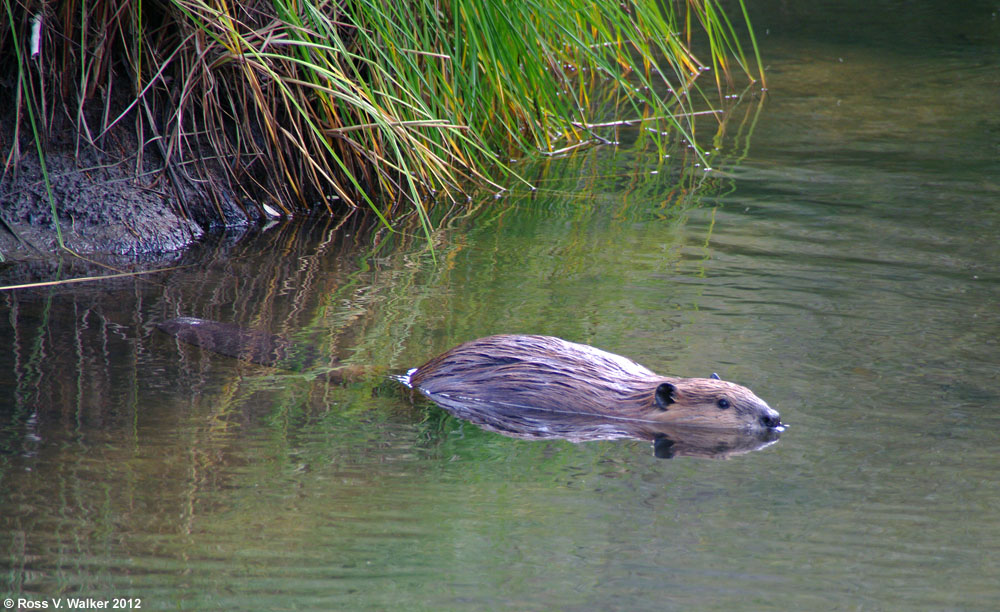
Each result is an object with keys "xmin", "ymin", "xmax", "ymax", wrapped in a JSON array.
[{"xmin": 409, "ymin": 334, "xmax": 781, "ymax": 431}]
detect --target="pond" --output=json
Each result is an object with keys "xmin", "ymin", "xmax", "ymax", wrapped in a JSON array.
[{"xmin": 2, "ymin": 3, "xmax": 999, "ymax": 610}]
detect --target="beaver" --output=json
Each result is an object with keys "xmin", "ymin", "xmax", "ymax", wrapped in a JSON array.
[
  {"xmin": 405, "ymin": 334, "xmax": 781, "ymax": 432},
  {"xmin": 157, "ymin": 319, "xmax": 781, "ymax": 432}
]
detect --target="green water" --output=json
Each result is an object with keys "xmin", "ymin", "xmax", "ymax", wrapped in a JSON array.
[{"xmin": 3, "ymin": 3, "xmax": 999, "ymax": 610}]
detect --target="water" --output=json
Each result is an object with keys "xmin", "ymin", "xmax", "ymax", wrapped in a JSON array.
[{"xmin": 3, "ymin": 4, "xmax": 1000, "ymax": 610}]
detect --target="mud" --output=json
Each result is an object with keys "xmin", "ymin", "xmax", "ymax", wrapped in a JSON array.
[{"xmin": 0, "ymin": 120, "xmax": 267, "ymax": 261}]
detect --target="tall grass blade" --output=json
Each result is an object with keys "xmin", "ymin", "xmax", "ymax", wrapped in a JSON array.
[{"xmin": 1, "ymin": 0, "xmax": 766, "ymax": 246}]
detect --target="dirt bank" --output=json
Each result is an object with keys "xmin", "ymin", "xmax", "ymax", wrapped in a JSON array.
[
  {"xmin": 0, "ymin": 107, "xmax": 274, "ymax": 261},
  {"xmin": 0, "ymin": 146, "xmax": 272, "ymax": 261}
]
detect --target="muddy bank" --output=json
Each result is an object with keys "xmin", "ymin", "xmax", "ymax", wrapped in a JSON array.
[
  {"xmin": 0, "ymin": 146, "xmax": 271, "ymax": 260},
  {"xmin": 1, "ymin": 152, "xmax": 193, "ymax": 259},
  {"xmin": 0, "ymin": 97, "xmax": 279, "ymax": 261}
]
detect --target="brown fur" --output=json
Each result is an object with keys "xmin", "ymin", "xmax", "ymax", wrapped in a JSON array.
[{"xmin": 408, "ymin": 335, "xmax": 781, "ymax": 431}]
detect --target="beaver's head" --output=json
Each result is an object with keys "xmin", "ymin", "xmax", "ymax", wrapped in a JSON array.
[{"xmin": 653, "ymin": 377, "xmax": 781, "ymax": 431}]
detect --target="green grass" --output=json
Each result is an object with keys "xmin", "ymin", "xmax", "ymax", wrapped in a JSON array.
[{"xmin": 0, "ymin": 0, "xmax": 764, "ymax": 239}]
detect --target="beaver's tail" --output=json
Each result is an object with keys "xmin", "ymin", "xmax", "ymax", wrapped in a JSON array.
[{"xmin": 156, "ymin": 317, "xmax": 322, "ymax": 370}]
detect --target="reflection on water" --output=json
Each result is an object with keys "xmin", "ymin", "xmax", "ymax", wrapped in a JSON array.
[{"xmin": 3, "ymin": 4, "xmax": 1000, "ymax": 609}]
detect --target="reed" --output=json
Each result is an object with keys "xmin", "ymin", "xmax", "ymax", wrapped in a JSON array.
[{"xmin": 0, "ymin": 0, "xmax": 763, "ymax": 234}]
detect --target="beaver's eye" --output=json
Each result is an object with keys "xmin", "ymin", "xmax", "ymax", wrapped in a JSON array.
[{"xmin": 717, "ymin": 398, "xmax": 730, "ymax": 409}]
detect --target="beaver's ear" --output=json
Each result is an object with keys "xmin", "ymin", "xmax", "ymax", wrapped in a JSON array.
[{"xmin": 655, "ymin": 382, "xmax": 677, "ymax": 410}]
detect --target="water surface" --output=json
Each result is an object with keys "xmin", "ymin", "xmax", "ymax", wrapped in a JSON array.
[{"xmin": 3, "ymin": 4, "xmax": 999, "ymax": 610}]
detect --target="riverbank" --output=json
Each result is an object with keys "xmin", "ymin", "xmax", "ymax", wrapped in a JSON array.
[
  {"xmin": 1, "ymin": 0, "xmax": 762, "ymax": 262},
  {"xmin": 0, "ymin": 122, "xmax": 272, "ymax": 260}
]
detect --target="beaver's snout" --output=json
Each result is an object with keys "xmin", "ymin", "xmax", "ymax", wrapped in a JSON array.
[{"xmin": 759, "ymin": 411, "xmax": 781, "ymax": 429}]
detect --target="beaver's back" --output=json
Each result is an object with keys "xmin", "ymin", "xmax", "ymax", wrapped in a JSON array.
[{"xmin": 409, "ymin": 334, "xmax": 667, "ymax": 418}]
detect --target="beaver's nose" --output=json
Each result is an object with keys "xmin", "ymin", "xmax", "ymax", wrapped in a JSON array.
[{"xmin": 759, "ymin": 411, "xmax": 781, "ymax": 429}]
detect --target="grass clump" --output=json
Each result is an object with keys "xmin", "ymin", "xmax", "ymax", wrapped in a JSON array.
[{"xmin": 1, "ymin": 0, "xmax": 763, "ymax": 234}]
